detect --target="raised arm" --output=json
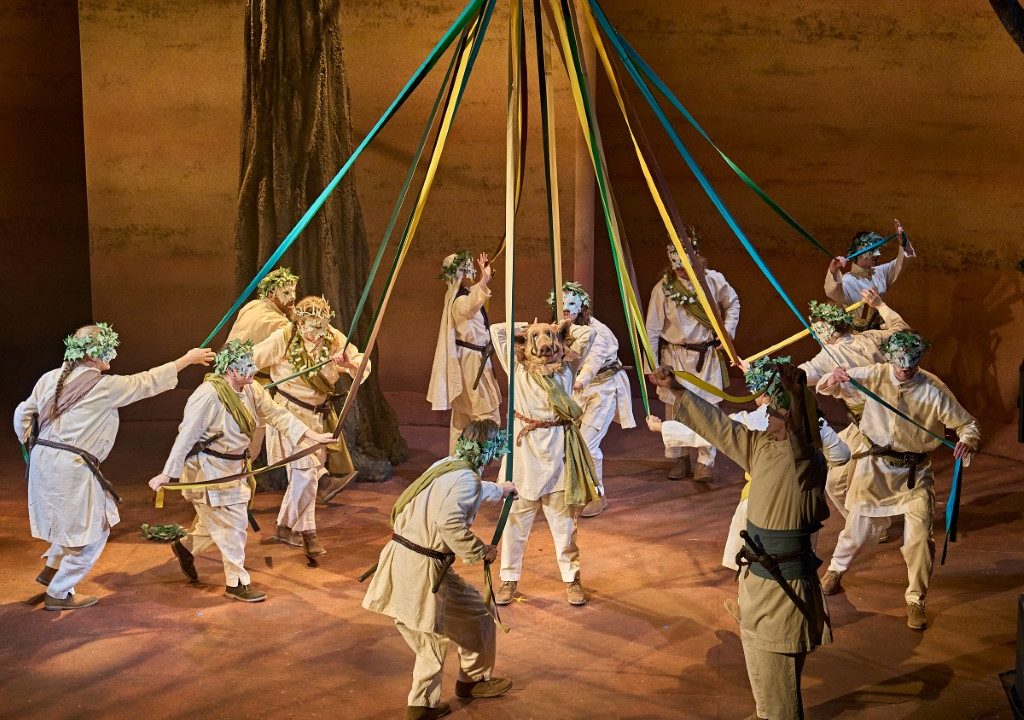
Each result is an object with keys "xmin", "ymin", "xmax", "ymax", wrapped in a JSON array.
[
  {"xmin": 105, "ymin": 348, "xmax": 211, "ymax": 409},
  {"xmin": 252, "ymin": 328, "xmax": 289, "ymax": 370},
  {"xmin": 330, "ymin": 329, "xmax": 372, "ymax": 385},
  {"xmin": 824, "ymin": 256, "xmax": 849, "ymax": 304}
]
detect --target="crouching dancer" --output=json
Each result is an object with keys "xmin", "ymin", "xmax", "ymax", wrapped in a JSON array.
[
  {"xmin": 148, "ymin": 340, "xmax": 334, "ymax": 602},
  {"xmin": 362, "ymin": 420, "xmax": 515, "ymax": 720},
  {"xmin": 14, "ymin": 324, "xmax": 214, "ymax": 610},
  {"xmin": 649, "ymin": 362, "xmax": 831, "ymax": 720}
]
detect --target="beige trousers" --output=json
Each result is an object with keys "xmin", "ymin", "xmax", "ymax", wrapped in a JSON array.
[
  {"xmin": 741, "ymin": 626, "xmax": 806, "ymax": 720},
  {"xmin": 577, "ymin": 389, "xmax": 617, "ymax": 492},
  {"xmin": 448, "ymin": 394, "xmax": 502, "ymax": 455},
  {"xmin": 499, "ymin": 491, "xmax": 580, "ymax": 583},
  {"xmin": 394, "ymin": 573, "xmax": 496, "ymax": 708},
  {"xmin": 183, "ymin": 501, "xmax": 250, "ymax": 586},
  {"xmin": 827, "ymin": 500, "xmax": 934, "ymax": 604},
  {"xmin": 278, "ymin": 461, "xmax": 321, "ymax": 533},
  {"xmin": 45, "ymin": 526, "xmax": 110, "ymax": 598},
  {"xmin": 664, "ymin": 397, "xmax": 716, "ymax": 466}
]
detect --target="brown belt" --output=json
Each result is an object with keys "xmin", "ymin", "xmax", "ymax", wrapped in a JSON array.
[
  {"xmin": 391, "ymin": 533, "xmax": 457, "ymax": 594},
  {"xmin": 513, "ymin": 411, "xmax": 570, "ymax": 446},
  {"xmin": 667, "ymin": 338, "xmax": 721, "ymax": 372},
  {"xmin": 28, "ymin": 437, "xmax": 122, "ymax": 504},
  {"xmin": 276, "ymin": 387, "xmax": 342, "ymax": 416},
  {"xmin": 853, "ymin": 444, "xmax": 929, "ymax": 489},
  {"xmin": 456, "ymin": 339, "xmax": 496, "ymax": 390}
]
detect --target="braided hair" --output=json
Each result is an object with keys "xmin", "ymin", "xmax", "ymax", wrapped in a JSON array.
[{"xmin": 52, "ymin": 325, "xmax": 102, "ymax": 416}]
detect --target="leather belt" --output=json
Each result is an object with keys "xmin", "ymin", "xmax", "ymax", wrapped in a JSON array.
[
  {"xmin": 666, "ymin": 338, "xmax": 721, "ymax": 372},
  {"xmin": 28, "ymin": 437, "xmax": 122, "ymax": 504}
]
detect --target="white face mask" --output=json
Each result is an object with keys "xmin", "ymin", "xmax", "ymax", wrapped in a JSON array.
[
  {"xmin": 811, "ymin": 321, "xmax": 838, "ymax": 344},
  {"xmin": 562, "ymin": 292, "xmax": 585, "ymax": 317},
  {"xmin": 667, "ymin": 245, "xmax": 684, "ymax": 270},
  {"xmin": 228, "ymin": 356, "xmax": 257, "ymax": 380},
  {"xmin": 270, "ymin": 283, "xmax": 297, "ymax": 308},
  {"xmin": 299, "ymin": 319, "xmax": 328, "ymax": 344}
]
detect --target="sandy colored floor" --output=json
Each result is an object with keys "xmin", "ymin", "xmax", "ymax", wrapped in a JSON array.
[{"xmin": 0, "ymin": 419, "xmax": 1022, "ymax": 720}]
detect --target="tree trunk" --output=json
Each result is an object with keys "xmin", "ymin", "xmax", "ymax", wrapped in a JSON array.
[
  {"xmin": 990, "ymin": 0, "xmax": 1024, "ymax": 53},
  {"xmin": 235, "ymin": 0, "xmax": 408, "ymax": 483}
]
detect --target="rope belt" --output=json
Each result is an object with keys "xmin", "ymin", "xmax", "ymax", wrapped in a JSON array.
[
  {"xmin": 852, "ymin": 443, "xmax": 929, "ymax": 489},
  {"xmin": 391, "ymin": 533, "xmax": 457, "ymax": 594},
  {"xmin": 276, "ymin": 387, "xmax": 342, "ymax": 416},
  {"xmin": 29, "ymin": 437, "xmax": 122, "ymax": 504},
  {"xmin": 513, "ymin": 411, "xmax": 570, "ymax": 446},
  {"xmin": 667, "ymin": 338, "xmax": 720, "ymax": 372},
  {"xmin": 456, "ymin": 338, "xmax": 496, "ymax": 390}
]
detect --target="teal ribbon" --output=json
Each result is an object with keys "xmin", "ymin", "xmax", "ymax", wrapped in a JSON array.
[
  {"xmin": 846, "ymin": 231, "xmax": 906, "ymax": 261},
  {"xmin": 201, "ymin": 0, "xmax": 487, "ymax": 347},
  {"xmin": 941, "ymin": 458, "xmax": 964, "ymax": 564}
]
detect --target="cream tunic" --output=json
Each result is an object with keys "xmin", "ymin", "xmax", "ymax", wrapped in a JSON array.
[
  {"xmin": 161, "ymin": 380, "xmax": 310, "ymax": 507},
  {"xmin": 645, "ymin": 270, "xmax": 740, "ymax": 404},
  {"xmin": 817, "ymin": 364, "xmax": 980, "ymax": 517},
  {"xmin": 490, "ymin": 322, "xmax": 591, "ymax": 501},
  {"xmin": 362, "ymin": 460, "xmax": 503, "ymax": 633},
  {"xmin": 573, "ymin": 316, "xmax": 635, "ymax": 429},
  {"xmin": 14, "ymin": 362, "xmax": 179, "ymax": 546},
  {"xmin": 251, "ymin": 326, "xmax": 369, "ymax": 463},
  {"xmin": 429, "ymin": 284, "xmax": 502, "ymax": 416},
  {"xmin": 227, "ymin": 298, "xmax": 291, "ymax": 344},
  {"xmin": 824, "ymin": 246, "xmax": 914, "ymax": 327},
  {"xmin": 798, "ymin": 302, "xmax": 910, "ymax": 388}
]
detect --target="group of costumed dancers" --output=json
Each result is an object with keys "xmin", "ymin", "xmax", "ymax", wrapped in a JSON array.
[{"xmin": 14, "ymin": 220, "xmax": 980, "ymax": 720}]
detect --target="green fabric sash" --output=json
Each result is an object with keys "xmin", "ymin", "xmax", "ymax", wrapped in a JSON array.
[
  {"xmin": 535, "ymin": 373, "xmax": 600, "ymax": 507},
  {"xmin": 390, "ymin": 458, "xmax": 476, "ymax": 526},
  {"xmin": 205, "ymin": 374, "xmax": 256, "ymax": 439}
]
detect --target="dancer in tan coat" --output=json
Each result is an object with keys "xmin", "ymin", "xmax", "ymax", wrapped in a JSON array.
[
  {"xmin": 363, "ymin": 420, "xmax": 515, "ymax": 720},
  {"xmin": 14, "ymin": 323, "xmax": 213, "ymax": 610}
]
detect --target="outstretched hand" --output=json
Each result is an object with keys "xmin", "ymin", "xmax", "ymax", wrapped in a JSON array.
[
  {"xmin": 646, "ymin": 415, "xmax": 664, "ymax": 433},
  {"xmin": 860, "ymin": 287, "xmax": 882, "ymax": 308},
  {"xmin": 148, "ymin": 473, "xmax": 173, "ymax": 492},
  {"xmin": 477, "ymin": 253, "xmax": 493, "ymax": 284}
]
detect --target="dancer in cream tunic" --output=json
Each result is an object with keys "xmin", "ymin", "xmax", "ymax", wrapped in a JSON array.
[
  {"xmin": 427, "ymin": 251, "xmax": 502, "ymax": 454},
  {"xmin": 149, "ymin": 340, "xmax": 333, "ymax": 602},
  {"xmin": 550, "ymin": 282, "xmax": 634, "ymax": 518},
  {"xmin": 252, "ymin": 295, "xmax": 370, "ymax": 559},
  {"xmin": 363, "ymin": 420, "xmax": 514, "ymax": 720},
  {"xmin": 824, "ymin": 219, "xmax": 916, "ymax": 330},
  {"xmin": 489, "ymin": 320, "xmax": 597, "ymax": 606},
  {"xmin": 14, "ymin": 323, "xmax": 213, "ymax": 610},
  {"xmin": 645, "ymin": 239, "xmax": 740, "ymax": 482},
  {"xmin": 816, "ymin": 331, "xmax": 979, "ymax": 629}
]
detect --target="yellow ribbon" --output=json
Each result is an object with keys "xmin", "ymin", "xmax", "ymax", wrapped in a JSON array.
[{"xmin": 743, "ymin": 301, "xmax": 865, "ymax": 364}]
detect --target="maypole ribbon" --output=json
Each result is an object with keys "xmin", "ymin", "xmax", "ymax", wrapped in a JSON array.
[
  {"xmin": 503, "ymin": 0, "xmax": 523, "ymax": 480},
  {"xmin": 201, "ymin": 0, "xmax": 487, "ymax": 347},
  {"xmin": 845, "ymin": 231, "xmax": 905, "ymax": 261},
  {"xmin": 533, "ymin": 1, "xmax": 563, "ymax": 317},
  {"xmin": 483, "ymin": 491, "xmax": 516, "ymax": 631}
]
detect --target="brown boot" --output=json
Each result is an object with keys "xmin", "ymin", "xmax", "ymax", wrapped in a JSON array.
[
  {"xmin": 171, "ymin": 539, "xmax": 199, "ymax": 582},
  {"xmin": 580, "ymin": 496, "xmax": 608, "ymax": 518},
  {"xmin": 316, "ymin": 471, "xmax": 358, "ymax": 505},
  {"xmin": 455, "ymin": 677, "xmax": 513, "ymax": 698},
  {"xmin": 566, "ymin": 575, "xmax": 587, "ymax": 606},
  {"xmin": 273, "ymin": 524, "xmax": 302, "ymax": 547},
  {"xmin": 820, "ymin": 570, "xmax": 843, "ymax": 595},
  {"xmin": 301, "ymin": 531, "xmax": 326, "ymax": 558},
  {"xmin": 224, "ymin": 582, "xmax": 267, "ymax": 603},
  {"xmin": 693, "ymin": 462, "xmax": 714, "ymax": 484},
  {"xmin": 667, "ymin": 455, "xmax": 691, "ymax": 480},
  {"xmin": 907, "ymin": 602, "xmax": 928, "ymax": 630},
  {"xmin": 495, "ymin": 580, "xmax": 517, "ymax": 606},
  {"xmin": 36, "ymin": 564, "xmax": 58, "ymax": 587},
  {"xmin": 44, "ymin": 592, "xmax": 99, "ymax": 611},
  {"xmin": 404, "ymin": 703, "xmax": 451, "ymax": 720}
]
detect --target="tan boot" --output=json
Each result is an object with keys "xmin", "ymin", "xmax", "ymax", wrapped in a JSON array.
[
  {"xmin": 566, "ymin": 575, "xmax": 587, "ymax": 606},
  {"xmin": 301, "ymin": 531, "xmax": 326, "ymax": 558},
  {"xmin": 907, "ymin": 602, "xmax": 928, "ymax": 630},
  {"xmin": 44, "ymin": 592, "xmax": 98, "ymax": 611},
  {"xmin": 224, "ymin": 582, "xmax": 267, "ymax": 603},
  {"xmin": 273, "ymin": 524, "xmax": 302, "ymax": 547},
  {"xmin": 316, "ymin": 471, "xmax": 357, "ymax": 505},
  {"xmin": 495, "ymin": 580, "xmax": 517, "ymax": 606},
  {"xmin": 404, "ymin": 703, "xmax": 451, "ymax": 720},
  {"xmin": 455, "ymin": 677, "xmax": 513, "ymax": 698},
  {"xmin": 667, "ymin": 455, "xmax": 691, "ymax": 480},
  {"xmin": 36, "ymin": 564, "xmax": 58, "ymax": 587},
  {"xmin": 820, "ymin": 570, "xmax": 843, "ymax": 595},
  {"xmin": 580, "ymin": 496, "xmax": 608, "ymax": 518},
  {"xmin": 693, "ymin": 462, "xmax": 714, "ymax": 484}
]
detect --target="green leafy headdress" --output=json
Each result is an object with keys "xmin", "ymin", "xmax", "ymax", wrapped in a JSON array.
[
  {"xmin": 848, "ymin": 231, "xmax": 884, "ymax": 258},
  {"xmin": 214, "ymin": 339, "xmax": 256, "ymax": 376},
  {"xmin": 744, "ymin": 355, "xmax": 792, "ymax": 411},
  {"xmin": 439, "ymin": 251, "xmax": 475, "ymax": 284},
  {"xmin": 455, "ymin": 428, "xmax": 511, "ymax": 468},
  {"xmin": 64, "ymin": 323, "xmax": 119, "ymax": 363},
  {"xmin": 809, "ymin": 300, "xmax": 854, "ymax": 340},
  {"xmin": 881, "ymin": 330, "xmax": 929, "ymax": 368},
  {"xmin": 257, "ymin": 267, "xmax": 299, "ymax": 299}
]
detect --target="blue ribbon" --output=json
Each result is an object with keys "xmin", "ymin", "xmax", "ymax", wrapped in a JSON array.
[
  {"xmin": 845, "ymin": 231, "xmax": 902, "ymax": 261},
  {"xmin": 201, "ymin": 0, "xmax": 487, "ymax": 347}
]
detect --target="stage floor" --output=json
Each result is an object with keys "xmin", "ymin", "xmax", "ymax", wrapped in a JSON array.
[{"xmin": 0, "ymin": 420, "xmax": 1021, "ymax": 719}]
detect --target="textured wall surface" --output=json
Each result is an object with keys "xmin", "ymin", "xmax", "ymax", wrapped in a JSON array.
[
  {"xmin": 2, "ymin": 0, "xmax": 92, "ymax": 407},
  {"xmin": 12, "ymin": 0, "xmax": 1023, "ymax": 426}
]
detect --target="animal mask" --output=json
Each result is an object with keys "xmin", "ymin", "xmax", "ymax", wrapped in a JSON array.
[{"xmin": 513, "ymin": 319, "xmax": 578, "ymax": 375}]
